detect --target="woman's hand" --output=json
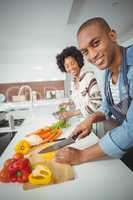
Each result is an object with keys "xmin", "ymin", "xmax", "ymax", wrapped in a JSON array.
[
  {"xmin": 55, "ymin": 147, "xmax": 83, "ymax": 165},
  {"xmin": 58, "ymin": 111, "xmax": 74, "ymax": 120},
  {"xmin": 58, "ymin": 102, "xmax": 70, "ymax": 109}
]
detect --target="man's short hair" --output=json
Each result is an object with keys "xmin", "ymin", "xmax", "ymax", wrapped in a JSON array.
[{"xmin": 77, "ymin": 17, "xmax": 111, "ymax": 35}]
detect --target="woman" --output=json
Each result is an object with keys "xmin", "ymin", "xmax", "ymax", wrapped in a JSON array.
[{"xmin": 56, "ymin": 46, "xmax": 102, "ymax": 120}]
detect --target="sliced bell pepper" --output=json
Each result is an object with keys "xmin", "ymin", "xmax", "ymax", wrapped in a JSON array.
[
  {"xmin": 28, "ymin": 164, "xmax": 52, "ymax": 185},
  {"xmin": 39, "ymin": 142, "xmax": 57, "ymax": 160},
  {"xmin": 15, "ymin": 140, "xmax": 31, "ymax": 155}
]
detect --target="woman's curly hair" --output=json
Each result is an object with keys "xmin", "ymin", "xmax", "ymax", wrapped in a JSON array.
[{"xmin": 56, "ymin": 46, "xmax": 84, "ymax": 73}]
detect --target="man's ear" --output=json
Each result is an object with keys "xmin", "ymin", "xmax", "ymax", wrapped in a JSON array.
[{"xmin": 108, "ymin": 29, "xmax": 117, "ymax": 42}]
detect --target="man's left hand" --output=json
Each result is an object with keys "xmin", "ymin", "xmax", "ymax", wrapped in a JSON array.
[{"xmin": 55, "ymin": 147, "xmax": 83, "ymax": 165}]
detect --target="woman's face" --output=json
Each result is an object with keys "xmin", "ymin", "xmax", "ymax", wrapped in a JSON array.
[{"xmin": 64, "ymin": 56, "xmax": 80, "ymax": 77}]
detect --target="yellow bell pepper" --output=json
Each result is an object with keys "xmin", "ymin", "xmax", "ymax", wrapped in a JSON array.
[
  {"xmin": 15, "ymin": 140, "xmax": 31, "ymax": 155},
  {"xmin": 28, "ymin": 164, "xmax": 52, "ymax": 185},
  {"xmin": 40, "ymin": 142, "xmax": 57, "ymax": 160}
]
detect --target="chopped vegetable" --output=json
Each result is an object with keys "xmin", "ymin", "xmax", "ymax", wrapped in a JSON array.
[
  {"xmin": 0, "ymin": 168, "xmax": 10, "ymax": 183},
  {"xmin": 27, "ymin": 127, "xmax": 62, "ymax": 145},
  {"xmin": 41, "ymin": 151, "xmax": 56, "ymax": 160},
  {"xmin": 25, "ymin": 135, "xmax": 43, "ymax": 146},
  {"xmin": 26, "ymin": 127, "xmax": 52, "ymax": 137},
  {"xmin": 25, "ymin": 119, "xmax": 70, "ymax": 146},
  {"xmin": 0, "ymin": 158, "xmax": 32, "ymax": 183},
  {"xmin": 39, "ymin": 142, "xmax": 56, "ymax": 160},
  {"xmin": 58, "ymin": 106, "xmax": 66, "ymax": 113},
  {"xmin": 43, "ymin": 128, "xmax": 62, "ymax": 143},
  {"xmin": 37, "ymin": 130, "xmax": 52, "ymax": 139},
  {"xmin": 28, "ymin": 164, "xmax": 52, "ymax": 185},
  {"xmin": 50, "ymin": 119, "xmax": 70, "ymax": 129},
  {"xmin": 15, "ymin": 140, "xmax": 31, "ymax": 155},
  {"xmin": 13, "ymin": 153, "xmax": 24, "ymax": 160},
  {"xmin": 7, "ymin": 158, "xmax": 31, "ymax": 183}
]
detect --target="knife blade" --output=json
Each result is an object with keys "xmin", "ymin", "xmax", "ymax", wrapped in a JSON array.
[{"xmin": 39, "ymin": 135, "xmax": 77, "ymax": 154}]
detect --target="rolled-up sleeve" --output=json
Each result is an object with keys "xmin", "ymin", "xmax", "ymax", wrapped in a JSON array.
[
  {"xmin": 99, "ymin": 132, "xmax": 125, "ymax": 158},
  {"xmin": 99, "ymin": 108, "xmax": 133, "ymax": 158}
]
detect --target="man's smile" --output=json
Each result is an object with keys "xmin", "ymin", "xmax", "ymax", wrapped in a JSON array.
[{"xmin": 94, "ymin": 56, "xmax": 104, "ymax": 66}]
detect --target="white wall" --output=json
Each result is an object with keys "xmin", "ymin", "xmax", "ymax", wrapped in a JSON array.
[
  {"xmin": 0, "ymin": 49, "xmax": 66, "ymax": 83},
  {"xmin": 0, "ymin": 0, "xmax": 73, "ymax": 83},
  {"xmin": 0, "ymin": 0, "xmax": 133, "ymax": 85}
]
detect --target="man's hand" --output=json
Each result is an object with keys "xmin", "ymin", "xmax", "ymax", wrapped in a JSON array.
[
  {"xmin": 72, "ymin": 112, "xmax": 106, "ymax": 139},
  {"xmin": 72, "ymin": 118, "xmax": 92, "ymax": 139},
  {"xmin": 55, "ymin": 144, "xmax": 107, "ymax": 165},
  {"xmin": 55, "ymin": 147, "xmax": 83, "ymax": 165}
]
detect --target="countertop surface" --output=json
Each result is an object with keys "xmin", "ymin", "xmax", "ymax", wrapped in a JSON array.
[{"xmin": 0, "ymin": 100, "xmax": 133, "ymax": 200}]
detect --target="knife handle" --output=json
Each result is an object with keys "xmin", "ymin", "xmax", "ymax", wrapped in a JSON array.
[
  {"xmin": 72, "ymin": 135, "xmax": 78, "ymax": 141},
  {"xmin": 52, "ymin": 138, "xmax": 66, "ymax": 142}
]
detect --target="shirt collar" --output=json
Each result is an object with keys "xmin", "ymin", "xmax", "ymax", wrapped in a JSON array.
[{"xmin": 127, "ymin": 45, "xmax": 133, "ymax": 66}]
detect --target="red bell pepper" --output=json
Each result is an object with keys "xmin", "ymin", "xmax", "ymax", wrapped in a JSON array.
[
  {"xmin": 7, "ymin": 158, "xmax": 32, "ymax": 183},
  {"xmin": 0, "ymin": 158, "xmax": 32, "ymax": 183}
]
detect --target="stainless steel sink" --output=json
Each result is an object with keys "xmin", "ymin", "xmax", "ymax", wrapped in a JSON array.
[{"xmin": 0, "ymin": 130, "xmax": 17, "ymax": 155}]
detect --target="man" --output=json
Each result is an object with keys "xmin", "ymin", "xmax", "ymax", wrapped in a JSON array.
[{"xmin": 55, "ymin": 17, "xmax": 133, "ymax": 170}]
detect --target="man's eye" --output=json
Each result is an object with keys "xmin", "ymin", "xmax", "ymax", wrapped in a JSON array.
[{"xmin": 93, "ymin": 40, "xmax": 100, "ymax": 47}]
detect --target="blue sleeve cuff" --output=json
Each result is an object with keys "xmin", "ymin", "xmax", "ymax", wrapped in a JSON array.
[
  {"xmin": 99, "ymin": 132, "xmax": 125, "ymax": 158},
  {"xmin": 98, "ymin": 107, "xmax": 110, "ymax": 120}
]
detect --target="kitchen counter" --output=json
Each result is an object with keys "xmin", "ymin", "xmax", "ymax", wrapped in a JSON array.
[
  {"xmin": 0, "ymin": 98, "xmax": 69, "ymax": 112},
  {"xmin": 0, "ymin": 100, "xmax": 133, "ymax": 200}
]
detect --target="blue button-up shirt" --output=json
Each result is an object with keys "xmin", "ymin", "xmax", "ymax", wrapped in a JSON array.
[{"xmin": 99, "ymin": 45, "xmax": 133, "ymax": 158}]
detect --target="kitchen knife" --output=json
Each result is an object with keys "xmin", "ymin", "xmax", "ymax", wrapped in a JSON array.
[{"xmin": 39, "ymin": 135, "xmax": 78, "ymax": 154}]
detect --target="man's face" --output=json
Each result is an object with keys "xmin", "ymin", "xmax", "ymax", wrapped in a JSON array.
[
  {"xmin": 64, "ymin": 56, "xmax": 80, "ymax": 77},
  {"xmin": 77, "ymin": 23, "xmax": 117, "ymax": 70}
]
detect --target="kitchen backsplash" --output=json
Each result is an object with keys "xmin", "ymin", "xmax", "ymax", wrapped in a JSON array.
[{"xmin": 0, "ymin": 80, "xmax": 64, "ymax": 102}]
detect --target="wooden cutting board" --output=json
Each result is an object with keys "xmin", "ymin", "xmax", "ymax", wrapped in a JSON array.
[{"xmin": 23, "ymin": 154, "xmax": 75, "ymax": 191}]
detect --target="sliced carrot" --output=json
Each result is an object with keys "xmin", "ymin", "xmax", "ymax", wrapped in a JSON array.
[
  {"xmin": 39, "ymin": 130, "xmax": 56, "ymax": 142},
  {"xmin": 26, "ymin": 128, "xmax": 44, "ymax": 137},
  {"xmin": 26, "ymin": 127, "xmax": 52, "ymax": 137},
  {"xmin": 42, "ymin": 127, "xmax": 52, "ymax": 132},
  {"xmin": 27, "ymin": 127, "xmax": 62, "ymax": 145},
  {"xmin": 47, "ymin": 128, "xmax": 62, "ymax": 142},
  {"xmin": 51, "ymin": 129, "xmax": 62, "ymax": 141},
  {"xmin": 50, "ymin": 129, "xmax": 62, "ymax": 142},
  {"xmin": 35, "ymin": 129, "xmax": 62, "ymax": 145},
  {"xmin": 35, "ymin": 127, "xmax": 52, "ymax": 135},
  {"xmin": 37, "ymin": 131, "xmax": 52, "ymax": 139}
]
